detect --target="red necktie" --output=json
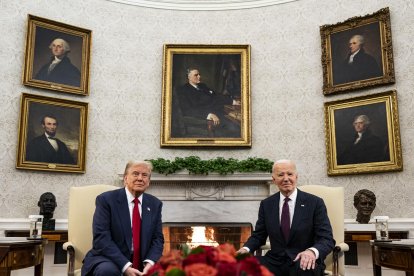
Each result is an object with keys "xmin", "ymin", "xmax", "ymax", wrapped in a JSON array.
[
  {"xmin": 281, "ymin": 197, "xmax": 291, "ymax": 241},
  {"xmin": 132, "ymin": 198, "xmax": 141, "ymax": 269}
]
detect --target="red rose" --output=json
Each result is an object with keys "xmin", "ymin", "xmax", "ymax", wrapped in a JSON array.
[
  {"xmin": 237, "ymin": 256, "xmax": 262, "ymax": 276},
  {"xmin": 182, "ymin": 252, "xmax": 207, "ymax": 266},
  {"xmin": 217, "ymin": 243, "xmax": 237, "ymax": 256},
  {"xmin": 184, "ymin": 263, "xmax": 218, "ymax": 276},
  {"xmin": 146, "ymin": 263, "xmax": 165, "ymax": 276},
  {"xmin": 216, "ymin": 261, "xmax": 238, "ymax": 276}
]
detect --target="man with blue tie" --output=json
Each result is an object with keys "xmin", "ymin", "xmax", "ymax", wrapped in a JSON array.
[
  {"xmin": 237, "ymin": 160, "xmax": 334, "ymax": 276},
  {"xmin": 82, "ymin": 161, "xmax": 164, "ymax": 276}
]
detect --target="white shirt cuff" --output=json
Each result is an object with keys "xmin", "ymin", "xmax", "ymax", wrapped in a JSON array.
[
  {"xmin": 308, "ymin": 247, "xmax": 319, "ymax": 259},
  {"xmin": 122, "ymin": 262, "xmax": 132, "ymax": 273}
]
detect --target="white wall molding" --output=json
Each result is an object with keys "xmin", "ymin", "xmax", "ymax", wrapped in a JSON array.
[{"xmin": 103, "ymin": 0, "xmax": 298, "ymax": 10}]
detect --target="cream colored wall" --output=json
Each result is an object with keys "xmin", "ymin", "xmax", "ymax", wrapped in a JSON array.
[{"xmin": 0, "ymin": 0, "xmax": 413, "ymax": 221}]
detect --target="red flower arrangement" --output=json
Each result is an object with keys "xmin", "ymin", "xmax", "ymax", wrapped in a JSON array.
[{"xmin": 146, "ymin": 243, "xmax": 273, "ymax": 276}]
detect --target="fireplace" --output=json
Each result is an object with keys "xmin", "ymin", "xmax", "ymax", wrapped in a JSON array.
[
  {"xmin": 162, "ymin": 222, "xmax": 252, "ymax": 254},
  {"xmin": 118, "ymin": 172, "xmax": 274, "ymax": 252}
]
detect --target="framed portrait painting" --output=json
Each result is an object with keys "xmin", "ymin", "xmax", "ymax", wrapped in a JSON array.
[
  {"xmin": 324, "ymin": 90, "xmax": 402, "ymax": 176},
  {"xmin": 320, "ymin": 7, "xmax": 395, "ymax": 95},
  {"xmin": 22, "ymin": 14, "xmax": 92, "ymax": 96},
  {"xmin": 160, "ymin": 44, "xmax": 251, "ymax": 147},
  {"xmin": 16, "ymin": 93, "xmax": 89, "ymax": 173}
]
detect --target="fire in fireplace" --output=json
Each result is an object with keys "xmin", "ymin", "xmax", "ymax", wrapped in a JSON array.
[{"xmin": 162, "ymin": 223, "xmax": 252, "ymax": 254}]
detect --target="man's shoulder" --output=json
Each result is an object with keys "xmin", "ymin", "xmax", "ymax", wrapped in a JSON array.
[
  {"xmin": 28, "ymin": 134, "xmax": 47, "ymax": 144},
  {"xmin": 143, "ymin": 193, "xmax": 162, "ymax": 204}
]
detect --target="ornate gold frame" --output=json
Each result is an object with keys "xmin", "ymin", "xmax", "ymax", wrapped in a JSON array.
[
  {"xmin": 324, "ymin": 90, "xmax": 402, "ymax": 176},
  {"xmin": 320, "ymin": 7, "xmax": 395, "ymax": 95},
  {"xmin": 16, "ymin": 93, "xmax": 89, "ymax": 173},
  {"xmin": 160, "ymin": 44, "xmax": 251, "ymax": 147},
  {"xmin": 22, "ymin": 14, "xmax": 92, "ymax": 96}
]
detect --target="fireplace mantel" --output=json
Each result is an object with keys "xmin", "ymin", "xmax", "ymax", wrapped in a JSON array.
[{"xmin": 119, "ymin": 172, "xmax": 274, "ymax": 201}]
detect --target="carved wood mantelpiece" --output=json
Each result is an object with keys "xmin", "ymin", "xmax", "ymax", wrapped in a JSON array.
[{"xmin": 119, "ymin": 172, "xmax": 273, "ymax": 201}]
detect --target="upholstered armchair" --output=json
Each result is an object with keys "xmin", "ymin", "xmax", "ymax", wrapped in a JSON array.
[
  {"xmin": 63, "ymin": 185, "xmax": 118, "ymax": 276},
  {"xmin": 257, "ymin": 185, "xmax": 349, "ymax": 276}
]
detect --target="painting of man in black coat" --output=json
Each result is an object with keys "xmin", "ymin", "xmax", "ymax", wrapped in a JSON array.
[
  {"xmin": 26, "ymin": 114, "xmax": 76, "ymax": 165},
  {"xmin": 337, "ymin": 114, "xmax": 389, "ymax": 165},
  {"xmin": 34, "ymin": 38, "xmax": 81, "ymax": 87},
  {"xmin": 330, "ymin": 22, "xmax": 383, "ymax": 86}
]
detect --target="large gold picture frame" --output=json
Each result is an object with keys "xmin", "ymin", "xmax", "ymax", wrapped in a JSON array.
[
  {"xmin": 22, "ymin": 14, "xmax": 92, "ymax": 96},
  {"xmin": 16, "ymin": 93, "xmax": 89, "ymax": 173},
  {"xmin": 320, "ymin": 7, "xmax": 395, "ymax": 95},
  {"xmin": 161, "ymin": 44, "xmax": 251, "ymax": 147},
  {"xmin": 324, "ymin": 90, "xmax": 402, "ymax": 176}
]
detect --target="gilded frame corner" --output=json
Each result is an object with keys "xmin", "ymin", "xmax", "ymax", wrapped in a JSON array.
[
  {"xmin": 324, "ymin": 90, "xmax": 402, "ymax": 176},
  {"xmin": 22, "ymin": 14, "xmax": 92, "ymax": 96},
  {"xmin": 320, "ymin": 7, "xmax": 395, "ymax": 95},
  {"xmin": 16, "ymin": 93, "xmax": 89, "ymax": 173},
  {"xmin": 160, "ymin": 44, "xmax": 251, "ymax": 147}
]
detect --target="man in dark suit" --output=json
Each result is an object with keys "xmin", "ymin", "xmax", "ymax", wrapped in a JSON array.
[
  {"xmin": 334, "ymin": 34, "xmax": 382, "ymax": 85},
  {"xmin": 26, "ymin": 115, "xmax": 75, "ymax": 164},
  {"xmin": 237, "ymin": 160, "xmax": 334, "ymax": 275},
  {"xmin": 35, "ymin": 38, "xmax": 81, "ymax": 87},
  {"xmin": 177, "ymin": 68, "xmax": 241, "ymax": 137},
  {"xmin": 82, "ymin": 161, "xmax": 164, "ymax": 276},
  {"xmin": 338, "ymin": 115, "xmax": 387, "ymax": 165}
]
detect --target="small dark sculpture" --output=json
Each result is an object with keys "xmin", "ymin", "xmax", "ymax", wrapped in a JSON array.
[
  {"xmin": 38, "ymin": 192, "xmax": 57, "ymax": 230},
  {"xmin": 353, "ymin": 189, "xmax": 376, "ymax": 224}
]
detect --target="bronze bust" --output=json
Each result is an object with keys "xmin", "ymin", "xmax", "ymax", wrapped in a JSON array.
[
  {"xmin": 38, "ymin": 192, "xmax": 57, "ymax": 230},
  {"xmin": 353, "ymin": 189, "xmax": 376, "ymax": 224}
]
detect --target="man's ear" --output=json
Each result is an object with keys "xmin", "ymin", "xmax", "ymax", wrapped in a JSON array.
[{"xmin": 37, "ymin": 201, "xmax": 41, "ymax": 207}]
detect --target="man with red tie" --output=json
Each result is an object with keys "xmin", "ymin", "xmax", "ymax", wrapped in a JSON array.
[
  {"xmin": 237, "ymin": 160, "xmax": 334, "ymax": 276},
  {"xmin": 82, "ymin": 161, "xmax": 164, "ymax": 276}
]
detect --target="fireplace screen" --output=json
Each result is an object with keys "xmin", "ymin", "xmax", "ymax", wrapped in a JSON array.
[{"xmin": 162, "ymin": 223, "xmax": 252, "ymax": 254}]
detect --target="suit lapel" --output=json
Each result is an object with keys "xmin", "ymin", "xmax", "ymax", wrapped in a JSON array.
[
  {"xmin": 115, "ymin": 189, "xmax": 132, "ymax": 251},
  {"xmin": 289, "ymin": 189, "xmax": 306, "ymax": 242},
  {"xmin": 141, "ymin": 194, "xmax": 152, "ymax": 253}
]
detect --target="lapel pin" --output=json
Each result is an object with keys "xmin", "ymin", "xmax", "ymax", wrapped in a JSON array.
[
  {"xmin": 301, "ymin": 204, "xmax": 305, "ymax": 207},
  {"xmin": 147, "ymin": 207, "xmax": 151, "ymax": 211}
]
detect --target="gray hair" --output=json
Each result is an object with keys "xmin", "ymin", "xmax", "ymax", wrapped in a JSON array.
[
  {"xmin": 351, "ymin": 34, "xmax": 365, "ymax": 45},
  {"xmin": 123, "ymin": 160, "xmax": 153, "ymax": 177},
  {"xmin": 272, "ymin": 159, "xmax": 297, "ymax": 174},
  {"xmin": 49, "ymin": 38, "xmax": 71, "ymax": 53},
  {"xmin": 354, "ymin": 114, "xmax": 370, "ymax": 125}
]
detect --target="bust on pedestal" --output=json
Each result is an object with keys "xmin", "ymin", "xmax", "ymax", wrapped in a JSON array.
[
  {"xmin": 38, "ymin": 192, "xmax": 57, "ymax": 230},
  {"xmin": 353, "ymin": 189, "xmax": 376, "ymax": 224}
]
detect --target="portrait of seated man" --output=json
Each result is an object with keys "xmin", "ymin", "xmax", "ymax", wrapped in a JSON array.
[
  {"xmin": 34, "ymin": 38, "xmax": 81, "ymax": 87},
  {"xmin": 337, "ymin": 114, "xmax": 387, "ymax": 165},
  {"xmin": 175, "ymin": 67, "xmax": 241, "ymax": 138},
  {"xmin": 26, "ymin": 114, "xmax": 76, "ymax": 165},
  {"xmin": 354, "ymin": 189, "xmax": 376, "ymax": 224},
  {"xmin": 333, "ymin": 34, "xmax": 382, "ymax": 85}
]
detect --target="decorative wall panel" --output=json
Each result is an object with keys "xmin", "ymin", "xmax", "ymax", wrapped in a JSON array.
[{"xmin": 0, "ymin": 0, "xmax": 413, "ymax": 222}]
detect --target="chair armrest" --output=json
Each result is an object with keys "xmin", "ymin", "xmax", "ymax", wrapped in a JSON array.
[
  {"xmin": 62, "ymin": 241, "xmax": 75, "ymax": 276},
  {"xmin": 335, "ymin": 242, "xmax": 349, "ymax": 252},
  {"xmin": 332, "ymin": 242, "xmax": 349, "ymax": 276}
]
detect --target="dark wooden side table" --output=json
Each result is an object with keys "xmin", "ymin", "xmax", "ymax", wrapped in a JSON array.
[
  {"xmin": 0, "ymin": 237, "xmax": 47, "ymax": 276},
  {"xmin": 5, "ymin": 230, "xmax": 68, "ymax": 264},
  {"xmin": 344, "ymin": 230, "xmax": 408, "ymax": 266},
  {"xmin": 370, "ymin": 240, "xmax": 414, "ymax": 276}
]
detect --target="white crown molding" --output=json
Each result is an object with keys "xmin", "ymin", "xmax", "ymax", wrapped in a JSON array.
[{"xmin": 102, "ymin": 0, "xmax": 299, "ymax": 10}]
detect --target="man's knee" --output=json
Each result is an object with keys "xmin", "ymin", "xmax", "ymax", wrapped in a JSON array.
[{"xmin": 93, "ymin": 261, "xmax": 121, "ymax": 276}]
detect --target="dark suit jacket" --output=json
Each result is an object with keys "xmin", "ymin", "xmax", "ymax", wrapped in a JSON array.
[
  {"xmin": 334, "ymin": 48, "xmax": 382, "ymax": 85},
  {"xmin": 177, "ymin": 82, "xmax": 232, "ymax": 119},
  {"xmin": 244, "ymin": 189, "xmax": 334, "ymax": 268},
  {"xmin": 81, "ymin": 188, "xmax": 164, "ymax": 275},
  {"xmin": 35, "ymin": 56, "xmax": 81, "ymax": 87},
  {"xmin": 338, "ymin": 129, "xmax": 387, "ymax": 165},
  {"xmin": 26, "ymin": 134, "xmax": 75, "ymax": 164}
]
